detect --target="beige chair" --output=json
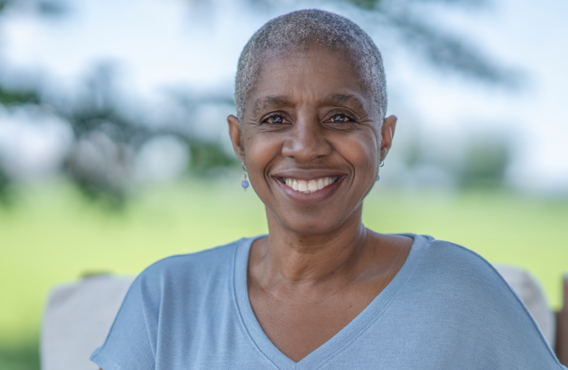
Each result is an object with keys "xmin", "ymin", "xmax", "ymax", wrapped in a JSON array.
[
  {"xmin": 494, "ymin": 264, "xmax": 556, "ymax": 347},
  {"xmin": 40, "ymin": 274, "xmax": 134, "ymax": 370},
  {"xmin": 555, "ymin": 276, "xmax": 568, "ymax": 365},
  {"xmin": 493, "ymin": 265, "xmax": 568, "ymax": 365}
]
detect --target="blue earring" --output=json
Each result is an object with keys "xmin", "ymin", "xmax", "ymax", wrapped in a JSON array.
[
  {"xmin": 241, "ymin": 163, "xmax": 250, "ymax": 191},
  {"xmin": 376, "ymin": 160, "xmax": 385, "ymax": 182}
]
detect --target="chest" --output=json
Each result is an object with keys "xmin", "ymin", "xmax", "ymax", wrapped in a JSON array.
[{"xmin": 249, "ymin": 285, "xmax": 381, "ymax": 362}]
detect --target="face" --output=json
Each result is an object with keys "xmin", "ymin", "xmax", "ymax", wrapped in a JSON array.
[{"xmin": 228, "ymin": 45, "xmax": 396, "ymax": 236}]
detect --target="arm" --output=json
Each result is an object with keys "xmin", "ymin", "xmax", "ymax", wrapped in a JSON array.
[{"xmin": 90, "ymin": 276, "xmax": 155, "ymax": 370}]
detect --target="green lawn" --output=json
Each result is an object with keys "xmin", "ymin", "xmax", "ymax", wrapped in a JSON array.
[{"xmin": 1, "ymin": 180, "xmax": 567, "ymax": 369}]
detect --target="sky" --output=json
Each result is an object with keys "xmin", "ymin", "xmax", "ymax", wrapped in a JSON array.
[{"xmin": 0, "ymin": 0, "xmax": 566, "ymax": 194}]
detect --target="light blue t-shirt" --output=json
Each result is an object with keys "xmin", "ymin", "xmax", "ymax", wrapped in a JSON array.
[{"xmin": 91, "ymin": 234, "xmax": 566, "ymax": 369}]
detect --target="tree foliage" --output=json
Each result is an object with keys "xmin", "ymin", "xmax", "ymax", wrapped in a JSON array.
[
  {"xmin": 251, "ymin": 0, "xmax": 518, "ymax": 85},
  {"xmin": 0, "ymin": 0, "xmax": 519, "ymax": 207}
]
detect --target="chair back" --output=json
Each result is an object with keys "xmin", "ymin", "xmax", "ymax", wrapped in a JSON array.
[
  {"xmin": 494, "ymin": 264, "xmax": 556, "ymax": 348},
  {"xmin": 556, "ymin": 276, "xmax": 568, "ymax": 365},
  {"xmin": 40, "ymin": 275, "xmax": 134, "ymax": 370}
]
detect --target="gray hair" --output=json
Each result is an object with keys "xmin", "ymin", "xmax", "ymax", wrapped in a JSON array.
[{"xmin": 234, "ymin": 9, "xmax": 387, "ymax": 122}]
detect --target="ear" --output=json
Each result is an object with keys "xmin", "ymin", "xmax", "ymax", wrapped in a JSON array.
[
  {"xmin": 380, "ymin": 115, "xmax": 397, "ymax": 162},
  {"xmin": 228, "ymin": 114, "xmax": 246, "ymax": 163}
]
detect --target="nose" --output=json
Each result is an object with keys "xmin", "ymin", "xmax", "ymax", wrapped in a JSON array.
[{"xmin": 281, "ymin": 113, "xmax": 332, "ymax": 162}]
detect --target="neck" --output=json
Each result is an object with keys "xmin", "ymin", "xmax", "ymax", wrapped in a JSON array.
[{"xmin": 251, "ymin": 206, "xmax": 369, "ymax": 285}]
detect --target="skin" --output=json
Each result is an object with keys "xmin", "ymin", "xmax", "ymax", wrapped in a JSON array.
[{"xmin": 227, "ymin": 44, "xmax": 413, "ymax": 362}]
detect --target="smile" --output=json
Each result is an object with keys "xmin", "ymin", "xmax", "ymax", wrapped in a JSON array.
[{"xmin": 280, "ymin": 176, "xmax": 339, "ymax": 194}]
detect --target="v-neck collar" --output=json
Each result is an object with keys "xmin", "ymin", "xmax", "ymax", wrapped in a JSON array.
[{"xmin": 232, "ymin": 234, "xmax": 427, "ymax": 370}]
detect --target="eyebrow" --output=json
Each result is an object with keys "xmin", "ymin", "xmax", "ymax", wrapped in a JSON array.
[
  {"xmin": 321, "ymin": 94, "xmax": 367, "ymax": 112},
  {"xmin": 252, "ymin": 96, "xmax": 294, "ymax": 116},
  {"xmin": 251, "ymin": 93, "xmax": 368, "ymax": 115}
]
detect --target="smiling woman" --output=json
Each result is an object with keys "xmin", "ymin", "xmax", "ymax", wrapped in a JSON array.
[{"xmin": 90, "ymin": 9, "xmax": 566, "ymax": 370}]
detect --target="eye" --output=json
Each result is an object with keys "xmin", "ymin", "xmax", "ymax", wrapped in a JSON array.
[
  {"xmin": 261, "ymin": 114, "xmax": 287, "ymax": 125},
  {"xmin": 328, "ymin": 113, "xmax": 354, "ymax": 124}
]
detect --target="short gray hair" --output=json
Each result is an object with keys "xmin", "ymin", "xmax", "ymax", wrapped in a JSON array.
[{"xmin": 234, "ymin": 9, "xmax": 387, "ymax": 122}]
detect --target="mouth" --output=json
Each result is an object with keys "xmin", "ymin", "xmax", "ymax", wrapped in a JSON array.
[{"xmin": 276, "ymin": 176, "xmax": 341, "ymax": 194}]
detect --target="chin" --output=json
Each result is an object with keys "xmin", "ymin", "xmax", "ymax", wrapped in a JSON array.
[{"xmin": 281, "ymin": 217, "xmax": 343, "ymax": 237}]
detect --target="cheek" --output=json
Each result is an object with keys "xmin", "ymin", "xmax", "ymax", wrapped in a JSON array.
[
  {"xmin": 243, "ymin": 133, "xmax": 281, "ymax": 181},
  {"xmin": 335, "ymin": 133, "xmax": 379, "ymax": 172}
]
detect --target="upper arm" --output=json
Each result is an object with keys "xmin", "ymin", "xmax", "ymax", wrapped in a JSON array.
[{"xmin": 90, "ymin": 276, "xmax": 156, "ymax": 370}]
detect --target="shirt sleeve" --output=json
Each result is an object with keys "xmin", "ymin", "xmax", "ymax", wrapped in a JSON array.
[
  {"xmin": 90, "ymin": 276, "xmax": 155, "ymax": 370},
  {"xmin": 427, "ymin": 241, "xmax": 567, "ymax": 369}
]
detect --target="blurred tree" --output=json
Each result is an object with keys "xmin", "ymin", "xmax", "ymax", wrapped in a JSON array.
[
  {"xmin": 248, "ymin": 0, "xmax": 519, "ymax": 86},
  {"xmin": 0, "ymin": 1, "xmax": 46, "ymax": 205},
  {"xmin": 0, "ymin": 166, "xmax": 12, "ymax": 207},
  {"xmin": 189, "ymin": 140, "xmax": 239, "ymax": 173},
  {"xmin": 458, "ymin": 136, "xmax": 511, "ymax": 189},
  {"xmin": 0, "ymin": 85, "xmax": 40, "ymax": 106},
  {"xmin": 55, "ymin": 64, "xmax": 237, "ymax": 207},
  {"xmin": 0, "ymin": 0, "xmax": 67, "ymax": 18},
  {"xmin": 0, "ymin": 0, "xmax": 521, "ymax": 208},
  {"xmin": 61, "ymin": 65, "xmax": 145, "ymax": 208}
]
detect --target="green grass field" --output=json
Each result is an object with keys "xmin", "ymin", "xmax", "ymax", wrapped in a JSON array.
[{"xmin": 1, "ymin": 180, "xmax": 567, "ymax": 369}]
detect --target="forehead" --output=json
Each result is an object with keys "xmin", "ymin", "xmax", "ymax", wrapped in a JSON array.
[{"xmin": 247, "ymin": 45, "xmax": 375, "ymax": 114}]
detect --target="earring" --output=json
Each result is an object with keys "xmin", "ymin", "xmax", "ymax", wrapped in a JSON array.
[
  {"xmin": 376, "ymin": 160, "xmax": 385, "ymax": 182},
  {"xmin": 241, "ymin": 163, "xmax": 250, "ymax": 191}
]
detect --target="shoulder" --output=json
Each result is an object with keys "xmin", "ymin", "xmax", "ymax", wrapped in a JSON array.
[
  {"xmin": 133, "ymin": 237, "xmax": 250, "ymax": 295},
  {"xmin": 144, "ymin": 238, "xmax": 241, "ymax": 274},
  {"xmin": 407, "ymin": 236, "xmax": 545, "ymax": 338},
  {"xmin": 403, "ymin": 235, "xmax": 564, "ymax": 367},
  {"xmin": 414, "ymin": 235, "xmax": 512, "ymax": 292},
  {"xmin": 406, "ymin": 234, "xmax": 531, "ymax": 322}
]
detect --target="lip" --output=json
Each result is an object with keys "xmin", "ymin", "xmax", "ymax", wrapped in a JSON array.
[
  {"xmin": 271, "ymin": 169, "xmax": 347, "ymax": 180},
  {"xmin": 271, "ymin": 170, "xmax": 347, "ymax": 205}
]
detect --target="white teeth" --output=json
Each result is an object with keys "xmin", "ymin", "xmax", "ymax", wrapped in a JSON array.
[
  {"xmin": 308, "ymin": 180, "xmax": 317, "ymax": 191},
  {"xmin": 282, "ymin": 176, "xmax": 339, "ymax": 193}
]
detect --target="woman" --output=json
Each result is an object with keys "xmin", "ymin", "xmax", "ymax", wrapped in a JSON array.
[{"xmin": 92, "ymin": 9, "xmax": 565, "ymax": 369}]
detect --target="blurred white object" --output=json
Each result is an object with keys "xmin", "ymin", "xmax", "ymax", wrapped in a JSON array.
[
  {"xmin": 494, "ymin": 264, "xmax": 556, "ymax": 348},
  {"xmin": 40, "ymin": 274, "xmax": 134, "ymax": 370},
  {"xmin": 0, "ymin": 105, "xmax": 73, "ymax": 181},
  {"xmin": 134, "ymin": 134, "xmax": 189, "ymax": 184}
]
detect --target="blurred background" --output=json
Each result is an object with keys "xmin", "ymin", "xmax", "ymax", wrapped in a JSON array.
[{"xmin": 0, "ymin": 0, "xmax": 567, "ymax": 368}]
